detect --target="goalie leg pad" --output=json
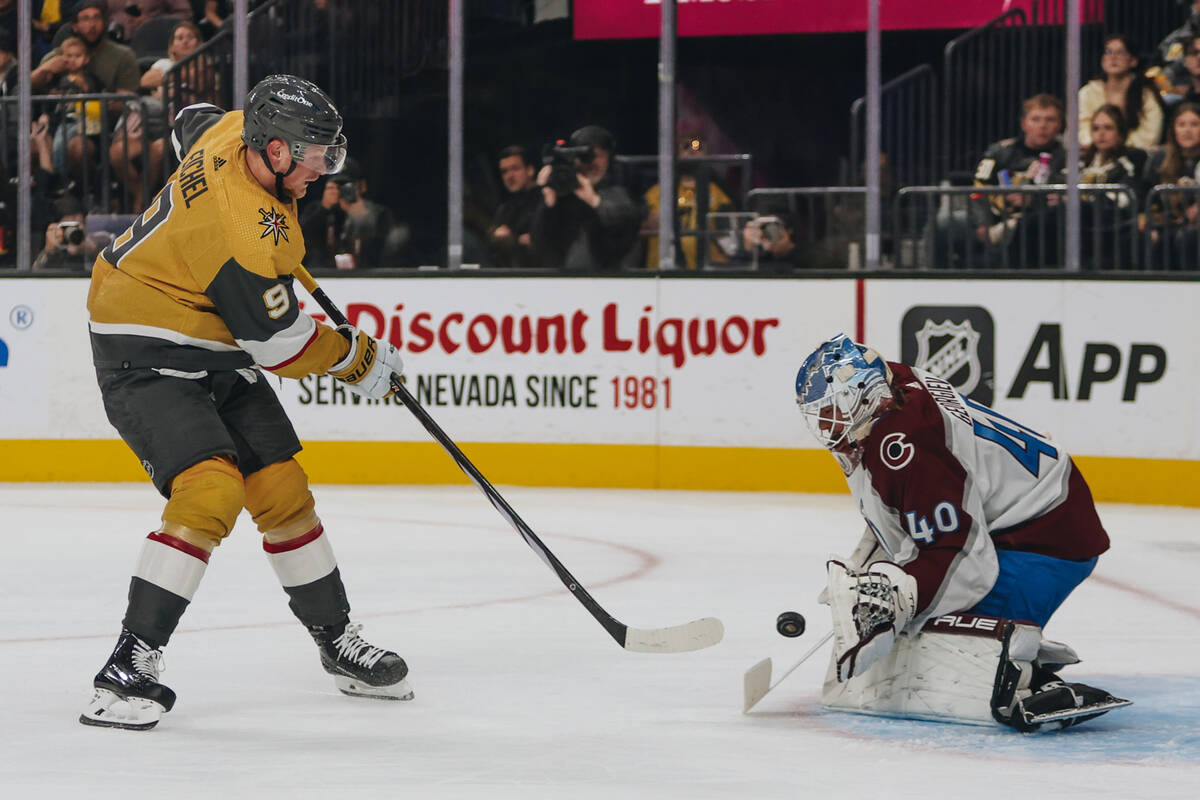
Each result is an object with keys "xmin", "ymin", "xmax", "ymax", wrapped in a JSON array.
[{"xmin": 824, "ymin": 613, "xmax": 1031, "ymax": 725}]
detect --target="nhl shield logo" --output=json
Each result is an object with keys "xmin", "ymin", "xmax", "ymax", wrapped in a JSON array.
[{"xmin": 901, "ymin": 306, "xmax": 995, "ymax": 404}]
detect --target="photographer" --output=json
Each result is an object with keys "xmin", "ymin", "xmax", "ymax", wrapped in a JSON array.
[
  {"xmin": 741, "ymin": 213, "xmax": 800, "ymax": 271},
  {"xmin": 33, "ymin": 194, "xmax": 98, "ymax": 271},
  {"xmin": 300, "ymin": 157, "xmax": 408, "ymax": 269},
  {"xmin": 532, "ymin": 124, "xmax": 641, "ymax": 271}
]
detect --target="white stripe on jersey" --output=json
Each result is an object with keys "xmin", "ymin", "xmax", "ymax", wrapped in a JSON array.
[
  {"xmin": 88, "ymin": 320, "xmax": 243, "ymax": 351},
  {"xmin": 234, "ymin": 313, "xmax": 318, "ymax": 371}
]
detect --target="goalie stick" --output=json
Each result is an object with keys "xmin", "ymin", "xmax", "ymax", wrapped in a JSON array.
[
  {"xmin": 294, "ymin": 267, "xmax": 723, "ymax": 654},
  {"xmin": 743, "ymin": 630, "xmax": 833, "ymax": 713}
]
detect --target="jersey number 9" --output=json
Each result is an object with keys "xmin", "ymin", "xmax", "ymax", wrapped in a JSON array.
[{"xmin": 263, "ymin": 284, "xmax": 291, "ymax": 319}]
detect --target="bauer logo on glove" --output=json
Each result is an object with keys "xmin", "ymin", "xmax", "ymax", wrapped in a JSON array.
[{"xmin": 328, "ymin": 325, "xmax": 404, "ymax": 399}]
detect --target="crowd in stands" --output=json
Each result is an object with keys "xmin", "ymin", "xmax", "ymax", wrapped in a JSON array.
[{"xmin": 6, "ymin": 2, "xmax": 1200, "ymax": 271}]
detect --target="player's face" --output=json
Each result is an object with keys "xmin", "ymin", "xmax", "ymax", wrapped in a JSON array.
[
  {"xmin": 1090, "ymin": 112, "xmax": 1121, "ymax": 153},
  {"xmin": 282, "ymin": 160, "xmax": 321, "ymax": 199},
  {"xmin": 1021, "ymin": 106, "xmax": 1062, "ymax": 150},
  {"xmin": 1174, "ymin": 110, "xmax": 1200, "ymax": 150},
  {"xmin": 816, "ymin": 403, "xmax": 850, "ymax": 447}
]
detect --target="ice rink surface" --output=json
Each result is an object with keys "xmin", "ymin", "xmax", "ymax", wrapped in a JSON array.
[{"xmin": 1, "ymin": 482, "xmax": 1197, "ymax": 799}]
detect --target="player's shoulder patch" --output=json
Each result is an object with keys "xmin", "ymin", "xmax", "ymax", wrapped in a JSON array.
[{"xmin": 879, "ymin": 431, "xmax": 915, "ymax": 471}]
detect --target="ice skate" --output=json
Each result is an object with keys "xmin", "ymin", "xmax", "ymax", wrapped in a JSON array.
[
  {"xmin": 79, "ymin": 629, "xmax": 176, "ymax": 730},
  {"xmin": 310, "ymin": 621, "xmax": 413, "ymax": 701},
  {"xmin": 1012, "ymin": 676, "xmax": 1131, "ymax": 732}
]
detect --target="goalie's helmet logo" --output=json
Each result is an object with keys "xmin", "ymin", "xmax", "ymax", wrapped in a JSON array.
[{"xmin": 913, "ymin": 319, "xmax": 983, "ymax": 397}]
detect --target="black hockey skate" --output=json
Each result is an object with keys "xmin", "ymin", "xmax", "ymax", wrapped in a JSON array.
[
  {"xmin": 80, "ymin": 629, "xmax": 177, "ymax": 731},
  {"xmin": 309, "ymin": 621, "xmax": 413, "ymax": 701},
  {"xmin": 995, "ymin": 663, "xmax": 1130, "ymax": 732}
]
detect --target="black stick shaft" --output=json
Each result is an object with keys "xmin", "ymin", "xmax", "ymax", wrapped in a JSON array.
[{"xmin": 297, "ymin": 272, "xmax": 629, "ymax": 647}]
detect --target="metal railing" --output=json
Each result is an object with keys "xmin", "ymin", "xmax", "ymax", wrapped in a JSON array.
[
  {"xmin": 895, "ymin": 184, "xmax": 1140, "ymax": 270},
  {"xmin": 850, "ymin": 65, "xmax": 938, "ymax": 187},
  {"xmin": 1144, "ymin": 184, "xmax": 1200, "ymax": 271},
  {"xmin": 1, "ymin": 93, "xmax": 151, "ymax": 217}
]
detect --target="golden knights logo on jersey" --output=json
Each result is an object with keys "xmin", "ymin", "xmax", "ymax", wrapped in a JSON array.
[
  {"xmin": 901, "ymin": 306, "xmax": 995, "ymax": 404},
  {"xmin": 257, "ymin": 206, "xmax": 290, "ymax": 245}
]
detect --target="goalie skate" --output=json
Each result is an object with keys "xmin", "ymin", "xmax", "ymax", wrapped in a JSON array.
[
  {"xmin": 311, "ymin": 621, "xmax": 413, "ymax": 701},
  {"xmin": 79, "ymin": 629, "xmax": 176, "ymax": 730},
  {"xmin": 1014, "ymin": 680, "xmax": 1132, "ymax": 731}
]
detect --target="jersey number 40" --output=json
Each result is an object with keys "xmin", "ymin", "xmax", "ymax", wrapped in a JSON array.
[{"xmin": 963, "ymin": 397, "xmax": 1058, "ymax": 477}]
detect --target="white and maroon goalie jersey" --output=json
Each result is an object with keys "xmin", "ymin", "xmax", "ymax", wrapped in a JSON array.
[{"xmin": 846, "ymin": 362, "xmax": 1109, "ymax": 628}]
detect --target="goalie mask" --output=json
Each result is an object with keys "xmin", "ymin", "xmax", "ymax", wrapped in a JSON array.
[{"xmin": 796, "ymin": 334, "xmax": 893, "ymax": 450}]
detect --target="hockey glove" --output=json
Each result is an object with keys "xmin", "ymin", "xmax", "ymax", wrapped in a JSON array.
[
  {"xmin": 827, "ymin": 559, "xmax": 917, "ymax": 682},
  {"xmin": 328, "ymin": 325, "xmax": 404, "ymax": 399}
]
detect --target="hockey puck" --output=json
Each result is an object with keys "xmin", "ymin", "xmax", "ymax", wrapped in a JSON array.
[{"xmin": 776, "ymin": 611, "xmax": 806, "ymax": 638}]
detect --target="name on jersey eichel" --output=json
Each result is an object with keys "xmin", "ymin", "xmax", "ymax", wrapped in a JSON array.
[{"xmin": 87, "ymin": 109, "xmax": 347, "ymax": 380}]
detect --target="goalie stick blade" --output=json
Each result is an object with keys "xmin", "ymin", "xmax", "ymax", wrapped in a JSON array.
[
  {"xmin": 743, "ymin": 658, "xmax": 773, "ymax": 713},
  {"xmin": 622, "ymin": 617, "xmax": 724, "ymax": 654}
]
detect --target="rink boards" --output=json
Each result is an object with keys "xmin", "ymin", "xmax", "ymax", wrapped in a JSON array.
[{"xmin": 1, "ymin": 275, "xmax": 1196, "ymax": 506}]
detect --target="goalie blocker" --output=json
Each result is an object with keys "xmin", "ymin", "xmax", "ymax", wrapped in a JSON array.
[{"xmin": 821, "ymin": 612, "xmax": 1131, "ymax": 731}]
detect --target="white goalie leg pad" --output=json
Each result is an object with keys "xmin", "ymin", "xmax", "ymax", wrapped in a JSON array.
[{"xmin": 822, "ymin": 613, "xmax": 1042, "ymax": 726}]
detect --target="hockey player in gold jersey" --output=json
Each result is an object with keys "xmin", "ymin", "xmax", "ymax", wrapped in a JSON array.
[{"xmin": 81, "ymin": 75, "xmax": 411, "ymax": 731}]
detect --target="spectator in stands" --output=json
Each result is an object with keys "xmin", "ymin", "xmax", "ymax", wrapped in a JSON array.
[
  {"xmin": 1078, "ymin": 105, "xmax": 1147, "ymax": 268},
  {"xmin": 0, "ymin": 25, "xmax": 16, "ymax": 96},
  {"xmin": 965, "ymin": 94, "xmax": 1067, "ymax": 268},
  {"xmin": 740, "ymin": 212, "xmax": 801, "ymax": 271},
  {"xmin": 300, "ymin": 157, "xmax": 408, "ymax": 270},
  {"xmin": 532, "ymin": 124, "xmax": 642, "ymax": 271},
  {"xmin": 105, "ymin": 1, "xmax": 192, "ymax": 41},
  {"xmin": 1078, "ymin": 35, "xmax": 1162, "ymax": 149},
  {"xmin": 488, "ymin": 145, "xmax": 540, "ymax": 269},
  {"xmin": 194, "ymin": 0, "xmax": 228, "ymax": 39},
  {"xmin": 1157, "ymin": 1, "xmax": 1200, "ymax": 73},
  {"xmin": 32, "ymin": 1, "xmax": 139, "ymax": 187},
  {"xmin": 32, "ymin": 194, "xmax": 97, "ymax": 271},
  {"xmin": 640, "ymin": 134, "xmax": 733, "ymax": 270},
  {"xmin": 110, "ymin": 18, "xmax": 203, "ymax": 211},
  {"xmin": 1145, "ymin": 102, "xmax": 1200, "ymax": 269},
  {"xmin": 1160, "ymin": 34, "xmax": 1200, "ymax": 106},
  {"xmin": 49, "ymin": 33, "xmax": 104, "ymax": 177}
]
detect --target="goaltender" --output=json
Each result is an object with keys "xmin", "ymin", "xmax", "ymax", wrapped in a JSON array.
[{"xmin": 81, "ymin": 75, "xmax": 409, "ymax": 731}]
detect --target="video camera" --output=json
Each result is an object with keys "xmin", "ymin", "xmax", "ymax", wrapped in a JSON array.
[{"xmin": 541, "ymin": 140, "xmax": 594, "ymax": 195}]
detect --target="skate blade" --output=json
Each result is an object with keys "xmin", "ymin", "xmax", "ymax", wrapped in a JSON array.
[
  {"xmin": 333, "ymin": 674, "xmax": 414, "ymax": 701},
  {"xmin": 79, "ymin": 688, "xmax": 165, "ymax": 730},
  {"xmin": 1024, "ymin": 696, "xmax": 1132, "ymax": 726}
]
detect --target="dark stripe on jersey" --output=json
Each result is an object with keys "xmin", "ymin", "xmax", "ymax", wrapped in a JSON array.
[
  {"xmin": 124, "ymin": 576, "xmax": 190, "ymax": 648},
  {"xmin": 205, "ymin": 259, "xmax": 303, "ymax": 345},
  {"xmin": 90, "ymin": 332, "xmax": 254, "ymax": 371},
  {"xmin": 174, "ymin": 104, "xmax": 225, "ymax": 160}
]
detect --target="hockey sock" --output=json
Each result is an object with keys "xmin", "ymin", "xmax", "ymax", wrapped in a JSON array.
[
  {"xmin": 263, "ymin": 523, "xmax": 351, "ymax": 628},
  {"xmin": 124, "ymin": 530, "xmax": 211, "ymax": 647}
]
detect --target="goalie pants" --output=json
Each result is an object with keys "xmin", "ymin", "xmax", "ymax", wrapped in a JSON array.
[{"xmin": 968, "ymin": 549, "xmax": 1097, "ymax": 627}]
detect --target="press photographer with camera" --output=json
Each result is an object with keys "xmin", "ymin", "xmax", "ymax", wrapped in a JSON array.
[
  {"xmin": 532, "ymin": 124, "xmax": 641, "ymax": 271},
  {"xmin": 33, "ymin": 194, "xmax": 98, "ymax": 271},
  {"xmin": 300, "ymin": 156, "xmax": 408, "ymax": 269},
  {"xmin": 741, "ymin": 212, "xmax": 799, "ymax": 270}
]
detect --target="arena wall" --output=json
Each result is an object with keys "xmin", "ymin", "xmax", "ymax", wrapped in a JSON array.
[{"xmin": 1, "ymin": 276, "xmax": 1195, "ymax": 506}]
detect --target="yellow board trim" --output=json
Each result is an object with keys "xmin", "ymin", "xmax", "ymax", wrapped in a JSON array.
[{"xmin": 0, "ymin": 439, "xmax": 1195, "ymax": 507}]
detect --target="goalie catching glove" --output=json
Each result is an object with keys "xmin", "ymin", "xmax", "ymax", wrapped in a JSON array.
[
  {"xmin": 827, "ymin": 559, "xmax": 917, "ymax": 682},
  {"xmin": 328, "ymin": 325, "xmax": 404, "ymax": 399}
]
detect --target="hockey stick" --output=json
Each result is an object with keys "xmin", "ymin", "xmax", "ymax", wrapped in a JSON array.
[
  {"xmin": 743, "ymin": 630, "xmax": 833, "ymax": 713},
  {"xmin": 293, "ymin": 267, "xmax": 723, "ymax": 654}
]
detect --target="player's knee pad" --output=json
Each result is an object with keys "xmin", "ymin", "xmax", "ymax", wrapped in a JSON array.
[
  {"xmin": 162, "ymin": 456, "xmax": 246, "ymax": 547},
  {"xmin": 243, "ymin": 458, "xmax": 317, "ymax": 541}
]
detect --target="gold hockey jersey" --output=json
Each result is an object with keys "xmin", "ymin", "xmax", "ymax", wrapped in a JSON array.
[{"xmin": 87, "ymin": 105, "xmax": 347, "ymax": 378}]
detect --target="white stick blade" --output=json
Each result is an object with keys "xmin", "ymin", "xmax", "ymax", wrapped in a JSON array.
[
  {"xmin": 743, "ymin": 658, "xmax": 773, "ymax": 713},
  {"xmin": 623, "ymin": 617, "xmax": 724, "ymax": 654}
]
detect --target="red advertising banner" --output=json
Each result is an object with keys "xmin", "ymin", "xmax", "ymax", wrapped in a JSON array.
[{"xmin": 574, "ymin": 1, "xmax": 1064, "ymax": 40}]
